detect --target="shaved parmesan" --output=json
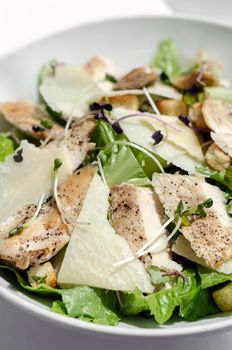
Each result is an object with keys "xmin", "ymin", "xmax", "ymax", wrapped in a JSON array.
[
  {"xmin": 0, "ymin": 140, "xmax": 72, "ymax": 223},
  {"xmin": 39, "ymin": 66, "xmax": 104, "ymax": 117},
  {"xmin": 173, "ymin": 235, "xmax": 232, "ymax": 274},
  {"xmin": 58, "ymin": 173, "xmax": 153, "ymax": 293},
  {"xmin": 118, "ymin": 117, "xmax": 204, "ymax": 174},
  {"xmin": 106, "ymin": 81, "xmax": 182, "ymax": 100}
]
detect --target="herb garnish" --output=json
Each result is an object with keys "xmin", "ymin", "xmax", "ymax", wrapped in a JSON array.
[
  {"xmin": 13, "ymin": 148, "xmax": 23, "ymax": 163},
  {"xmin": 105, "ymin": 73, "xmax": 118, "ymax": 83},
  {"xmin": 152, "ymin": 130, "xmax": 163, "ymax": 145},
  {"xmin": 176, "ymin": 198, "xmax": 213, "ymax": 226},
  {"xmin": 54, "ymin": 158, "xmax": 62, "ymax": 172},
  {"xmin": 40, "ymin": 118, "xmax": 54, "ymax": 129}
]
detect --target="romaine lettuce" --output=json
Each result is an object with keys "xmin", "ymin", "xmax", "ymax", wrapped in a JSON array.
[
  {"xmin": 197, "ymin": 265, "xmax": 232, "ymax": 289},
  {"xmin": 150, "ymin": 39, "xmax": 182, "ymax": 80},
  {"xmin": 0, "ymin": 134, "xmax": 14, "ymax": 162}
]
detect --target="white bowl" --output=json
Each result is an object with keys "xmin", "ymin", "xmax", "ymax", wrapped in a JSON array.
[{"xmin": 0, "ymin": 15, "xmax": 232, "ymax": 339}]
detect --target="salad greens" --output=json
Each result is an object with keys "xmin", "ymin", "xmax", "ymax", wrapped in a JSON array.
[
  {"xmin": 150, "ymin": 39, "xmax": 182, "ymax": 80},
  {"xmin": 1, "ymin": 38, "xmax": 232, "ymax": 329},
  {"xmin": 0, "ymin": 133, "xmax": 15, "ymax": 162}
]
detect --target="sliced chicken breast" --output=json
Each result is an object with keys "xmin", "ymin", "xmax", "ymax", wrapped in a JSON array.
[
  {"xmin": 54, "ymin": 117, "xmax": 96, "ymax": 171},
  {"xmin": 110, "ymin": 183, "xmax": 181, "ymax": 271},
  {"xmin": 0, "ymin": 166, "xmax": 97, "ymax": 269},
  {"xmin": 0, "ymin": 100, "xmax": 62, "ymax": 140},
  {"xmin": 153, "ymin": 173, "xmax": 232, "ymax": 268}
]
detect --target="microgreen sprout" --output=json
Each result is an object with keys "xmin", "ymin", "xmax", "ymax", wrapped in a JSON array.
[
  {"xmin": 32, "ymin": 125, "xmax": 45, "ymax": 133},
  {"xmin": 40, "ymin": 118, "xmax": 54, "ymax": 129},
  {"xmin": 54, "ymin": 158, "xmax": 62, "ymax": 172},
  {"xmin": 9, "ymin": 193, "xmax": 45, "ymax": 236},
  {"xmin": 105, "ymin": 73, "xmax": 118, "ymax": 83}
]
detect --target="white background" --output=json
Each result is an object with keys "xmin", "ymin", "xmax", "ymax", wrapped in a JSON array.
[{"xmin": 1, "ymin": 1, "xmax": 232, "ymax": 349}]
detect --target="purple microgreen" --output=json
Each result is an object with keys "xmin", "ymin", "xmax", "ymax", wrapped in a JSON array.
[
  {"xmin": 151, "ymin": 130, "xmax": 163, "ymax": 145},
  {"xmin": 112, "ymin": 121, "xmax": 123, "ymax": 134},
  {"xmin": 89, "ymin": 102, "xmax": 113, "ymax": 124},
  {"xmin": 178, "ymin": 115, "xmax": 191, "ymax": 127},
  {"xmin": 13, "ymin": 148, "xmax": 23, "ymax": 163}
]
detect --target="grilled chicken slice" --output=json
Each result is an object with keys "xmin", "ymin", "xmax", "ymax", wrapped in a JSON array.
[
  {"xmin": 114, "ymin": 67, "xmax": 158, "ymax": 90},
  {"xmin": 153, "ymin": 173, "xmax": 232, "ymax": 268},
  {"xmin": 0, "ymin": 166, "xmax": 97, "ymax": 270},
  {"xmin": 110, "ymin": 183, "xmax": 181, "ymax": 271},
  {"xmin": 0, "ymin": 100, "xmax": 62, "ymax": 140},
  {"xmin": 54, "ymin": 117, "xmax": 96, "ymax": 171}
]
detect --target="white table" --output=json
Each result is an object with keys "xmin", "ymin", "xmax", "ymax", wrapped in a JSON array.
[{"xmin": 0, "ymin": 1, "xmax": 232, "ymax": 349}]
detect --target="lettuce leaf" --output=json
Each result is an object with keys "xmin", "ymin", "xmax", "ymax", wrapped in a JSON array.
[
  {"xmin": 121, "ymin": 269, "xmax": 218, "ymax": 324},
  {"xmin": 197, "ymin": 265, "xmax": 232, "ymax": 289},
  {"xmin": 150, "ymin": 39, "xmax": 182, "ymax": 80},
  {"xmin": 0, "ymin": 134, "xmax": 15, "ymax": 162},
  {"xmin": 89, "ymin": 120, "xmax": 151, "ymax": 187},
  {"xmin": 120, "ymin": 289, "xmax": 149, "ymax": 316},
  {"xmin": 197, "ymin": 166, "xmax": 232, "ymax": 191},
  {"xmin": 0, "ymin": 265, "xmax": 119, "ymax": 326}
]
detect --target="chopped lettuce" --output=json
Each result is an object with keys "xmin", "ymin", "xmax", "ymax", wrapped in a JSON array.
[
  {"xmin": 197, "ymin": 166, "xmax": 232, "ymax": 191},
  {"xmin": 0, "ymin": 265, "xmax": 119, "ymax": 326},
  {"xmin": 0, "ymin": 134, "xmax": 15, "ymax": 162},
  {"xmin": 120, "ymin": 289, "xmax": 149, "ymax": 316},
  {"xmin": 148, "ymin": 266, "xmax": 175, "ymax": 286},
  {"xmin": 197, "ymin": 265, "xmax": 232, "ymax": 289},
  {"xmin": 89, "ymin": 120, "xmax": 151, "ymax": 187},
  {"xmin": 150, "ymin": 39, "xmax": 182, "ymax": 80}
]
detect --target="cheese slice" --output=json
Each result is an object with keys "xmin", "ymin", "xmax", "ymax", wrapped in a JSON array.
[
  {"xmin": 39, "ymin": 66, "xmax": 104, "ymax": 116},
  {"xmin": 118, "ymin": 117, "xmax": 204, "ymax": 174},
  {"xmin": 0, "ymin": 140, "xmax": 72, "ymax": 223},
  {"xmin": 58, "ymin": 173, "xmax": 153, "ymax": 293},
  {"xmin": 173, "ymin": 235, "xmax": 232, "ymax": 274}
]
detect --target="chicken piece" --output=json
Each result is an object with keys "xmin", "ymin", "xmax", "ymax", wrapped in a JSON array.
[
  {"xmin": 153, "ymin": 173, "xmax": 232, "ymax": 268},
  {"xmin": 202, "ymin": 98, "xmax": 232, "ymax": 134},
  {"xmin": 172, "ymin": 70, "xmax": 219, "ymax": 91},
  {"xmin": 54, "ymin": 117, "xmax": 96, "ymax": 171},
  {"xmin": 156, "ymin": 99, "xmax": 187, "ymax": 116},
  {"xmin": 189, "ymin": 102, "xmax": 210, "ymax": 132},
  {"xmin": 110, "ymin": 183, "xmax": 181, "ymax": 271},
  {"xmin": 27, "ymin": 262, "xmax": 57, "ymax": 288},
  {"xmin": 211, "ymin": 132, "xmax": 232, "ymax": 158},
  {"xmin": 100, "ymin": 94, "xmax": 139, "ymax": 111},
  {"xmin": 84, "ymin": 56, "xmax": 116, "ymax": 81},
  {"xmin": 0, "ymin": 100, "xmax": 62, "ymax": 140},
  {"xmin": 206, "ymin": 142, "xmax": 231, "ymax": 170},
  {"xmin": 114, "ymin": 67, "xmax": 158, "ymax": 90},
  {"xmin": 0, "ymin": 166, "xmax": 97, "ymax": 270}
]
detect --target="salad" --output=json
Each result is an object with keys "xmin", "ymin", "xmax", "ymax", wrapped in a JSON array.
[{"xmin": 0, "ymin": 39, "xmax": 232, "ymax": 327}]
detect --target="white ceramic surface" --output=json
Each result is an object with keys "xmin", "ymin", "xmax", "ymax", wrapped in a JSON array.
[
  {"xmin": 165, "ymin": 0, "xmax": 232, "ymax": 22},
  {"xmin": 1, "ymin": 15, "xmax": 232, "ymax": 342}
]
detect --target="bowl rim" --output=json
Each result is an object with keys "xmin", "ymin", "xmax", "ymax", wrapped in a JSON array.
[{"xmin": 1, "ymin": 13, "xmax": 232, "ymax": 337}]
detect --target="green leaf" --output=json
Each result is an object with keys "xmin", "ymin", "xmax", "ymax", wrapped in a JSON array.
[
  {"xmin": 197, "ymin": 166, "xmax": 232, "ymax": 191},
  {"xmin": 197, "ymin": 265, "xmax": 232, "ymax": 289},
  {"xmin": 179, "ymin": 287, "xmax": 218, "ymax": 321},
  {"xmin": 227, "ymin": 200, "xmax": 232, "ymax": 215},
  {"xmin": 0, "ymin": 265, "xmax": 119, "ymax": 326},
  {"xmin": 150, "ymin": 39, "xmax": 182, "ymax": 80},
  {"xmin": 37, "ymin": 59, "xmax": 57, "ymax": 87},
  {"xmin": 120, "ymin": 289, "xmax": 149, "ymax": 316},
  {"xmin": 61, "ymin": 287, "xmax": 119, "ymax": 325},
  {"xmin": 105, "ymin": 73, "xmax": 118, "ymax": 83},
  {"xmin": 0, "ymin": 134, "xmax": 15, "ymax": 162},
  {"xmin": 51, "ymin": 300, "xmax": 67, "ymax": 315},
  {"xmin": 91, "ymin": 120, "xmax": 151, "ymax": 187},
  {"xmin": 148, "ymin": 266, "xmax": 175, "ymax": 286},
  {"xmin": 103, "ymin": 145, "xmax": 151, "ymax": 188}
]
